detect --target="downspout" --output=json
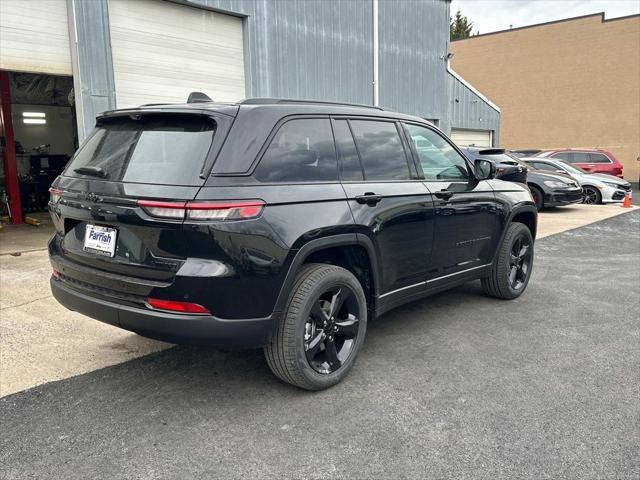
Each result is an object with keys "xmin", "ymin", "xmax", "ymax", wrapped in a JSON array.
[{"xmin": 372, "ymin": 0, "xmax": 379, "ymax": 106}]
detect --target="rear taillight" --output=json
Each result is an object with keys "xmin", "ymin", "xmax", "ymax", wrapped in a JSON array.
[
  {"xmin": 49, "ymin": 187, "xmax": 62, "ymax": 203},
  {"xmin": 138, "ymin": 200, "xmax": 265, "ymax": 221},
  {"xmin": 146, "ymin": 298, "xmax": 210, "ymax": 314}
]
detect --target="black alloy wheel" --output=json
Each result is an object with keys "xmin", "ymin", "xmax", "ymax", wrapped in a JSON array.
[
  {"xmin": 481, "ymin": 222, "xmax": 534, "ymax": 300},
  {"xmin": 507, "ymin": 234, "xmax": 532, "ymax": 291},
  {"xmin": 265, "ymin": 264, "xmax": 367, "ymax": 390},
  {"xmin": 582, "ymin": 186, "xmax": 601, "ymax": 205},
  {"xmin": 304, "ymin": 286, "xmax": 361, "ymax": 374}
]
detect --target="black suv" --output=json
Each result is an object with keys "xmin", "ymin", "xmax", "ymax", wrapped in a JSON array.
[{"xmin": 49, "ymin": 98, "xmax": 537, "ymax": 390}]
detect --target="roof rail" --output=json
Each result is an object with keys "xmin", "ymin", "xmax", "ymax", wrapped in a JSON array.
[{"xmin": 240, "ymin": 98, "xmax": 384, "ymax": 111}]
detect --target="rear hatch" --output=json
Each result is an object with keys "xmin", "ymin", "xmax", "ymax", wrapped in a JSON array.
[{"xmin": 49, "ymin": 109, "xmax": 233, "ymax": 288}]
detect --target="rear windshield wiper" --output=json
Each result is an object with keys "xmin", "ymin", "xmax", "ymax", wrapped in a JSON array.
[{"xmin": 74, "ymin": 166, "xmax": 108, "ymax": 178}]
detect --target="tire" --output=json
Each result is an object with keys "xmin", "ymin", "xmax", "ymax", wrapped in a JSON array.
[
  {"xmin": 529, "ymin": 185, "xmax": 544, "ymax": 211},
  {"xmin": 582, "ymin": 186, "xmax": 601, "ymax": 205},
  {"xmin": 481, "ymin": 223, "xmax": 534, "ymax": 300},
  {"xmin": 264, "ymin": 263, "xmax": 367, "ymax": 390}
]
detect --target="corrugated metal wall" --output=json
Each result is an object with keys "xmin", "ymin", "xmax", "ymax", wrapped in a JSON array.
[
  {"xmin": 69, "ymin": 0, "xmax": 499, "ymax": 141},
  {"xmin": 191, "ymin": 0, "xmax": 374, "ymax": 104},
  {"xmin": 378, "ymin": 0, "xmax": 448, "ymax": 120},
  {"xmin": 446, "ymin": 73, "xmax": 501, "ymax": 144}
]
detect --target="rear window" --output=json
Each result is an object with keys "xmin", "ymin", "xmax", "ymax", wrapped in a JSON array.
[
  {"xmin": 589, "ymin": 153, "xmax": 611, "ymax": 163},
  {"xmin": 66, "ymin": 114, "xmax": 215, "ymax": 185}
]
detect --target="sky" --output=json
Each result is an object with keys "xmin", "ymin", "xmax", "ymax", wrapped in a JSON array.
[{"xmin": 449, "ymin": 0, "xmax": 640, "ymax": 35}]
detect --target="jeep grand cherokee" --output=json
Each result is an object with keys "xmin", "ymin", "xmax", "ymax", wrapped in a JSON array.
[{"xmin": 49, "ymin": 97, "xmax": 537, "ymax": 390}]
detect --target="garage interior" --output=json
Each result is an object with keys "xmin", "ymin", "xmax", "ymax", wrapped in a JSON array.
[{"xmin": 0, "ymin": 71, "xmax": 77, "ymax": 224}]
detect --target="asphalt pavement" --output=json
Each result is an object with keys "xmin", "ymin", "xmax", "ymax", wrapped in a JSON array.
[{"xmin": 1, "ymin": 210, "xmax": 638, "ymax": 479}]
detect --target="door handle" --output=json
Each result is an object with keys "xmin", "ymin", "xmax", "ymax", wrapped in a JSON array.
[
  {"xmin": 355, "ymin": 192, "xmax": 383, "ymax": 205},
  {"xmin": 434, "ymin": 190, "xmax": 454, "ymax": 200}
]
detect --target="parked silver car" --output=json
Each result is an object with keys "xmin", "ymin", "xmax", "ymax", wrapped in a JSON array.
[{"xmin": 523, "ymin": 157, "xmax": 632, "ymax": 204}]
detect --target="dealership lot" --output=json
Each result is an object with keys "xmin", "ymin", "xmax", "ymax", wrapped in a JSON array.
[
  {"xmin": 0, "ymin": 204, "xmax": 635, "ymax": 397},
  {"xmin": 0, "ymin": 207, "xmax": 638, "ymax": 478}
]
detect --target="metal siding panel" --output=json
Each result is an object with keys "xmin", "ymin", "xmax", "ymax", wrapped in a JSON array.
[
  {"xmin": 70, "ymin": 0, "xmax": 500, "ymax": 144},
  {"xmin": 378, "ymin": 0, "xmax": 448, "ymax": 120},
  {"xmin": 448, "ymin": 73, "xmax": 500, "ymax": 145},
  {"xmin": 190, "ymin": 0, "xmax": 372, "ymax": 103},
  {"xmin": 69, "ymin": 0, "xmax": 117, "ymax": 139}
]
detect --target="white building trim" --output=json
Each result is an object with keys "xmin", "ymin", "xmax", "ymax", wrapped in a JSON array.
[{"xmin": 447, "ymin": 60, "xmax": 501, "ymax": 113}]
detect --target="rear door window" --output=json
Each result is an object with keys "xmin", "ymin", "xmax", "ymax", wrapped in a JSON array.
[
  {"xmin": 349, "ymin": 120, "xmax": 411, "ymax": 180},
  {"xmin": 531, "ymin": 161, "xmax": 556, "ymax": 172},
  {"xmin": 589, "ymin": 153, "xmax": 611, "ymax": 163},
  {"xmin": 552, "ymin": 152, "xmax": 571, "ymax": 161},
  {"xmin": 570, "ymin": 152, "xmax": 590, "ymax": 163},
  {"xmin": 66, "ymin": 114, "xmax": 215, "ymax": 185},
  {"xmin": 255, "ymin": 118, "xmax": 338, "ymax": 182}
]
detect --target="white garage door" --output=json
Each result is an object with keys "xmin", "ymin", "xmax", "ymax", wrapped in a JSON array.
[
  {"xmin": 451, "ymin": 129, "xmax": 492, "ymax": 148},
  {"xmin": 108, "ymin": 0, "xmax": 246, "ymax": 108},
  {"xmin": 0, "ymin": 0, "xmax": 71, "ymax": 75}
]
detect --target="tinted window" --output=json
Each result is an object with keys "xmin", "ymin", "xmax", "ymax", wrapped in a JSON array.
[
  {"xmin": 255, "ymin": 119, "xmax": 337, "ymax": 182},
  {"xmin": 532, "ymin": 161, "xmax": 556, "ymax": 172},
  {"xmin": 570, "ymin": 152, "xmax": 590, "ymax": 163},
  {"xmin": 349, "ymin": 120, "xmax": 411, "ymax": 181},
  {"xmin": 333, "ymin": 120, "xmax": 363, "ymax": 181},
  {"xmin": 405, "ymin": 124, "xmax": 469, "ymax": 180},
  {"xmin": 589, "ymin": 153, "xmax": 611, "ymax": 163},
  {"xmin": 552, "ymin": 152, "xmax": 571, "ymax": 161},
  {"xmin": 66, "ymin": 115, "xmax": 215, "ymax": 185}
]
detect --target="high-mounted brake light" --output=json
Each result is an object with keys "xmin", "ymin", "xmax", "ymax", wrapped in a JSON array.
[
  {"xmin": 49, "ymin": 187, "xmax": 62, "ymax": 203},
  {"xmin": 147, "ymin": 298, "xmax": 210, "ymax": 314},
  {"xmin": 138, "ymin": 200, "xmax": 265, "ymax": 221}
]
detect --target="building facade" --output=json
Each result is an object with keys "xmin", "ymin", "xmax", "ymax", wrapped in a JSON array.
[
  {"xmin": 451, "ymin": 13, "xmax": 640, "ymax": 181},
  {"xmin": 1, "ymin": 0, "xmax": 499, "ymax": 139},
  {"xmin": 1, "ymin": 0, "xmax": 499, "ymax": 222}
]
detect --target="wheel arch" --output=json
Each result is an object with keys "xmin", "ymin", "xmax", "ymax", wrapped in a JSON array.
[
  {"xmin": 491, "ymin": 204, "xmax": 538, "ymax": 265},
  {"xmin": 273, "ymin": 234, "xmax": 380, "ymax": 316}
]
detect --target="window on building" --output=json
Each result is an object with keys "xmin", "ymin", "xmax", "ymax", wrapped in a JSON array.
[
  {"xmin": 255, "ymin": 118, "xmax": 338, "ymax": 182},
  {"xmin": 348, "ymin": 120, "xmax": 411, "ymax": 181},
  {"xmin": 405, "ymin": 123, "xmax": 469, "ymax": 180}
]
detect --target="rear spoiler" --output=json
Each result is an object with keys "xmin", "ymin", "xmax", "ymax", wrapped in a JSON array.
[{"xmin": 477, "ymin": 148, "xmax": 505, "ymax": 155}]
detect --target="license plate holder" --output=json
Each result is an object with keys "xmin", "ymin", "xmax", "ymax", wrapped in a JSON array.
[{"xmin": 83, "ymin": 224, "xmax": 117, "ymax": 257}]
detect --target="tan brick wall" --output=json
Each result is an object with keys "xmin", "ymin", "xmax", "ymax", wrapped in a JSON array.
[{"xmin": 451, "ymin": 14, "xmax": 640, "ymax": 182}]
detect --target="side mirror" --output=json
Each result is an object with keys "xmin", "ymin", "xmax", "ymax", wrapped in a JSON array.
[{"xmin": 474, "ymin": 159, "xmax": 496, "ymax": 180}]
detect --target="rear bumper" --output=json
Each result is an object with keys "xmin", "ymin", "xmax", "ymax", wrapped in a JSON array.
[
  {"xmin": 50, "ymin": 277, "xmax": 275, "ymax": 348},
  {"xmin": 545, "ymin": 188, "xmax": 583, "ymax": 206}
]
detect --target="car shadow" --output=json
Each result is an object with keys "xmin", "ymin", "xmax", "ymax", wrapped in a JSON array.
[{"xmin": 3, "ymin": 282, "xmax": 488, "ymax": 404}]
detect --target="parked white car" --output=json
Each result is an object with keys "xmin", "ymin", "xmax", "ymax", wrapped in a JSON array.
[{"xmin": 523, "ymin": 157, "xmax": 632, "ymax": 204}]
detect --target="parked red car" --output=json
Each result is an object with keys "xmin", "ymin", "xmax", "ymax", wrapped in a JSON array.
[{"xmin": 538, "ymin": 149, "xmax": 624, "ymax": 178}]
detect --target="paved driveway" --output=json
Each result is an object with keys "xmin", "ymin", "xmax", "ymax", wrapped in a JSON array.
[{"xmin": 1, "ymin": 211, "xmax": 638, "ymax": 479}]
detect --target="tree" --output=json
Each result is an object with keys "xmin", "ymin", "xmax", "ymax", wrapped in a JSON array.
[{"xmin": 450, "ymin": 10, "xmax": 473, "ymax": 41}]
